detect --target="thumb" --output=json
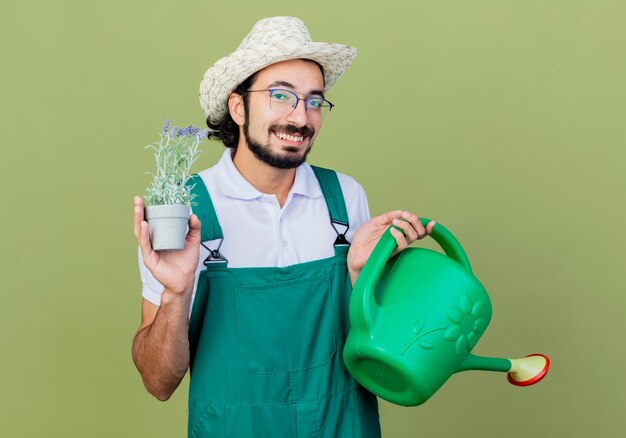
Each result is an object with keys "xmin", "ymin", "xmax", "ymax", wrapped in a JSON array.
[{"xmin": 186, "ymin": 214, "xmax": 202, "ymax": 244}]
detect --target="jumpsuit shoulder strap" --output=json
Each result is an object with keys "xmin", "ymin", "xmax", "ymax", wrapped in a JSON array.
[
  {"xmin": 310, "ymin": 165, "xmax": 350, "ymax": 245},
  {"xmin": 186, "ymin": 174, "xmax": 223, "ymax": 242}
]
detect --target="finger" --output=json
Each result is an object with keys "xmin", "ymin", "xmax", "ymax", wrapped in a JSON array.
[
  {"xmin": 389, "ymin": 227, "xmax": 409, "ymax": 256},
  {"xmin": 426, "ymin": 220, "xmax": 436, "ymax": 235},
  {"xmin": 185, "ymin": 214, "xmax": 202, "ymax": 245},
  {"xmin": 392, "ymin": 218, "xmax": 418, "ymax": 242},
  {"xmin": 133, "ymin": 196, "xmax": 145, "ymax": 222},
  {"xmin": 133, "ymin": 196, "xmax": 145, "ymax": 241},
  {"xmin": 379, "ymin": 210, "xmax": 404, "ymax": 225},
  {"xmin": 138, "ymin": 220, "xmax": 156, "ymax": 268},
  {"xmin": 401, "ymin": 211, "xmax": 426, "ymax": 239}
]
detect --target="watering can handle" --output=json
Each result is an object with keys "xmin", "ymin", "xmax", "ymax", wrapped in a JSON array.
[
  {"xmin": 354, "ymin": 218, "xmax": 473, "ymax": 331},
  {"xmin": 376, "ymin": 217, "xmax": 473, "ymax": 273},
  {"xmin": 420, "ymin": 218, "xmax": 472, "ymax": 272}
]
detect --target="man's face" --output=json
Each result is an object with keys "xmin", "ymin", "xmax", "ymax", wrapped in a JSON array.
[{"xmin": 241, "ymin": 59, "xmax": 325, "ymax": 169}]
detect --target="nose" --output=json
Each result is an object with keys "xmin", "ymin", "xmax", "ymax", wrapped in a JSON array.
[{"xmin": 285, "ymin": 98, "xmax": 310, "ymax": 126}]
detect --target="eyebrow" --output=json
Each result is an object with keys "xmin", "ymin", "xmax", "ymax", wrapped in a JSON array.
[{"xmin": 267, "ymin": 81, "xmax": 325, "ymax": 98}]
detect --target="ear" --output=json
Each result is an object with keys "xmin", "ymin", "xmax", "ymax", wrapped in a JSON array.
[{"xmin": 228, "ymin": 92, "xmax": 245, "ymax": 126}]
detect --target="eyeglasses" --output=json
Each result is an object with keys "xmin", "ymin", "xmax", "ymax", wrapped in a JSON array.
[{"xmin": 244, "ymin": 88, "xmax": 334, "ymax": 120}]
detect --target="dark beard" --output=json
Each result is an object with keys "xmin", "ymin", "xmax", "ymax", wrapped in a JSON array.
[{"xmin": 243, "ymin": 119, "xmax": 314, "ymax": 170}]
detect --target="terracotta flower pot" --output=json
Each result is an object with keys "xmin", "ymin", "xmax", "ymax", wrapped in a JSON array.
[{"xmin": 145, "ymin": 204, "xmax": 191, "ymax": 250}]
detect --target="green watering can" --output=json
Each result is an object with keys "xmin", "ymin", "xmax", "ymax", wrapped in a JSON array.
[{"xmin": 343, "ymin": 219, "xmax": 550, "ymax": 406}]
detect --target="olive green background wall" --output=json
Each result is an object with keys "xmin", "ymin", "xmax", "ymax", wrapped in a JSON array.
[{"xmin": 1, "ymin": 0, "xmax": 624, "ymax": 436}]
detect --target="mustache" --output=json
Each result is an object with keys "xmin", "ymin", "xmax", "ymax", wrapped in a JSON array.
[{"xmin": 271, "ymin": 124, "xmax": 315, "ymax": 138}]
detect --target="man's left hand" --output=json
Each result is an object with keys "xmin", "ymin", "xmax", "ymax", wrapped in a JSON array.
[{"xmin": 347, "ymin": 210, "xmax": 436, "ymax": 285}]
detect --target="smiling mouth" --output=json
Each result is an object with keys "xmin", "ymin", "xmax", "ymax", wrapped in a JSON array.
[{"xmin": 272, "ymin": 130, "xmax": 306, "ymax": 144}]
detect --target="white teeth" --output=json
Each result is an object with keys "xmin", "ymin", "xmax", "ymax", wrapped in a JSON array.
[{"xmin": 275, "ymin": 132, "xmax": 303, "ymax": 142}]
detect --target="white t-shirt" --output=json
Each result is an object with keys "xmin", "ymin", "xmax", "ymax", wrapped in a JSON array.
[{"xmin": 139, "ymin": 149, "xmax": 371, "ymax": 310}]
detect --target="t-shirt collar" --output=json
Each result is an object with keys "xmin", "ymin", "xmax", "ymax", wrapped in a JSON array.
[{"xmin": 214, "ymin": 149, "xmax": 322, "ymax": 200}]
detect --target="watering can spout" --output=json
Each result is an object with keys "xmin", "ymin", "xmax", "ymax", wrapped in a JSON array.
[
  {"xmin": 457, "ymin": 353, "xmax": 550, "ymax": 387},
  {"xmin": 457, "ymin": 353, "xmax": 511, "ymax": 373}
]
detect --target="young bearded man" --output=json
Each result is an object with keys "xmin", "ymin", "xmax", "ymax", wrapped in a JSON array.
[{"xmin": 132, "ymin": 16, "xmax": 434, "ymax": 437}]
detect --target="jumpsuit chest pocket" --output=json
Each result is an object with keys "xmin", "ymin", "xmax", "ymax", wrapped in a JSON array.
[{"xmin": 234, "ymin": 274, "xmax": 337, "ymax": 374}]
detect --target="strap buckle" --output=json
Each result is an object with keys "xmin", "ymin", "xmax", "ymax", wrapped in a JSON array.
[
  {"xmin": 201, "ymin": 239, "xmax": 228, "ymax": 264},
  {"xmin": 331, "ymin": 220, "xmax": 350, "ymax": 246}
]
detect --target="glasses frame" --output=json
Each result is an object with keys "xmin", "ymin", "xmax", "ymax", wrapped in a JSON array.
[{"xmin": 243, "ymin": 88, "xmax": 335, "ymax": 115}]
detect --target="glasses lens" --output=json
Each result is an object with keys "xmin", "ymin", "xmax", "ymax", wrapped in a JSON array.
[
  {"xmin": 269, "ymin": 89, "xmax": 297, "ymax": 114},
  {"xmin": 306, "ymin": 97, "xmax": 332, "ymax": 121}
]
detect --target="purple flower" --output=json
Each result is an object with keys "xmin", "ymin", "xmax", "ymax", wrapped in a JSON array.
[
  {"xmin": 159, "ymin": 120, "xmax": 206, "ymax": 139},
  {"xmin": 162, "ymin": 118, "xmax": 171, "ymax": 132}
]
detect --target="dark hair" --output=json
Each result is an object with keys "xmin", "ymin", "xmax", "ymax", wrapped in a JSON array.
[
  {"xmin": 206, "ymin": 60, "xmax": 325, "ymax": 148},
  {"xmin": 206, "ymin": 72, "xmax": 258, "ymax": 149}
]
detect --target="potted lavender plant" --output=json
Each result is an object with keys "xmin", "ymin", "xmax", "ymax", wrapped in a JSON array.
[{"xmin": 144, "ymin": 119, "xmax": 206, "ymax": 250}]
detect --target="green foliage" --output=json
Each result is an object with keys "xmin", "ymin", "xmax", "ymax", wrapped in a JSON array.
[{"xmin": 144, "ymin": 120, "xmax": 206, "ymax": 206}]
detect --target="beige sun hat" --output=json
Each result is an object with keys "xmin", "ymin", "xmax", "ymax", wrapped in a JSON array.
[{"xmin": 199, "ymin": 16, "xmax": 357, "ymax": 124}]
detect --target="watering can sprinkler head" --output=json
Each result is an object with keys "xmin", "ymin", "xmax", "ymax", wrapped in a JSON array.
[
  {"xmin": 343, "ymin": 219, "xmax": 550, "ymax": 406},
  {"xmin": 507, "ymin": 354, "xmax": 550, "ymax": 386}
]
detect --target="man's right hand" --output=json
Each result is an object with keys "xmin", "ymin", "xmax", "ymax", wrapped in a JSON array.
[{"xmin": 133, "ymin": 196, "xmax": 201, "ymax": 296}]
